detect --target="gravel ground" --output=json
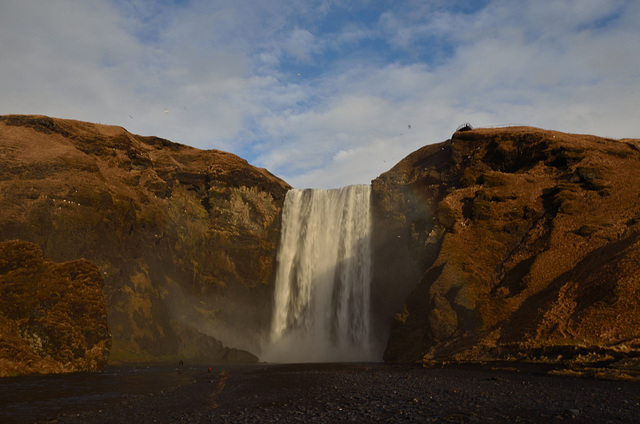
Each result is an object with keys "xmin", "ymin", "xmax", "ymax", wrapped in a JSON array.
[{"xmin": 32, "ymin": 363, "xmax": 640, "ymax": 423}]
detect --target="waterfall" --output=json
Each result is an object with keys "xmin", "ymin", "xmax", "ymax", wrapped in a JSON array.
[{"xmin": 264, "ymin": 185, "xmax": 374, "ymax": 362}]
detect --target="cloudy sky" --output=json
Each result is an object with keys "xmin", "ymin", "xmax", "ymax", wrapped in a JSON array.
[{"xmin": 1, "ymin": 1, "xmax": 638, "ymax": 188}]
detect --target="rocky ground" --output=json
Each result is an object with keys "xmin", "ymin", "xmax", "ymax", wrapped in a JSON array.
[{"xmin": 16, "ymin": 363, "xmax": 640, "ymax": 424}]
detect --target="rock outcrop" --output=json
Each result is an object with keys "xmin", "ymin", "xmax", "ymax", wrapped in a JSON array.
[
  {"xmin": 0, "ymin": 240, "xmax": 110, "ymax": 376},
  {"xmin": 0, "ymin": 115, "xmax": 289, "ymax": 363},
  {"xmin": 372, "ymin": 127, "xmax": 640, "ymax": 365}
]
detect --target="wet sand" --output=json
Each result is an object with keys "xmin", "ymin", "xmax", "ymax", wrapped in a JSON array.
[{"xmin": 2, "ymin": 362, "xmax": 639, "ymax": 423}]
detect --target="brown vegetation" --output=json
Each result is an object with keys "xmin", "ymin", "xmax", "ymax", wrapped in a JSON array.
[
  {"xmin": 372, "ymin": 126, "xmax": 640, "ymax": 369},
  {"xmin": 0, "ymin": 115, "xmax": 289, "ymax": 365}
]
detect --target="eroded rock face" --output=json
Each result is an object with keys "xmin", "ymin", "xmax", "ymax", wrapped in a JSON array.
[
  {"xmin": 0, "ymin": 240, "xmax": 111, "ymax": 376},
  {"xmin": 0, "ymin": 115, "xmax": 290, "ymax": 362},
  {"xmin": 372, "ymin": 127, "xmax": 640, "ymax": 364}
]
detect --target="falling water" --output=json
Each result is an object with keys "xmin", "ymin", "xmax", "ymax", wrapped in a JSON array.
[{"xmin": 264, "ymin": 185, "xmax": 374, "ymax": 363}]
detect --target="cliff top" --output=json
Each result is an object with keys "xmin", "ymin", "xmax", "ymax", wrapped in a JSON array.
[
  {"xmin": 0, "ymin": 114, "xmax": 288, "ymax": 192},
  {"xmin": 381, "ymin": 125, "xmax": 639, "ymax": 182}
]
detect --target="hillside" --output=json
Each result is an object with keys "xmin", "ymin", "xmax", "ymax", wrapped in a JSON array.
[
  {"xmin": 0, "ymin": 115, "xmax": 290, "ymax": 364},
  {"xmin": 3, "ymin": 114, "xmax": 640, "ymax": 373},
  {"xmin": 371, "ymin": 126, "xmax": 640, "ymax": 370}
]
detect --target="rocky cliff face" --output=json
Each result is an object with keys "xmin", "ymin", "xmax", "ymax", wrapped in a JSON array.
[
  {"xmin": 0, "ymin": 115, "xmax": 290, "ymax": 363},
  {"xmin": 372, "ymin": 127, "xmax": 640, "ymax": 365},
  {"xmin": 0, "ymin": 240, "xmax": 110, "ymax": 376}
]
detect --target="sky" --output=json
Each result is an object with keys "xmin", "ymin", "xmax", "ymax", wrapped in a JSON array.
[{"xmin": 1, "ymin": 0, "xmax": 639, "ymax": 188}]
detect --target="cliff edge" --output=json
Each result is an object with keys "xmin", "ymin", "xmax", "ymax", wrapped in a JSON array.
[
  {"xmin": 372, "ymin": 126, "xmax": 640, "ymax": 369},
  {"xmin": 0, "ymin": 115, "xmax": 290, "ymax": 363}
]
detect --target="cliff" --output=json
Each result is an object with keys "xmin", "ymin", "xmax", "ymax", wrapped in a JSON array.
[
  {"xmin": 372, "ymin": 126, "xmax": 640, "ymax": 367},
  {"xmin": 0, "ymin": 240, "xmax": 110, "ymax": 376},
  {"xmin": 0, "ymin": 115, "xmax": 290, "ymax": 363}
]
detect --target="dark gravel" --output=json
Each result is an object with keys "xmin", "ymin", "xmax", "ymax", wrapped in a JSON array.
[{"xmin": 14, "ymin": 363, "xmax": 640, "ymax": 423}]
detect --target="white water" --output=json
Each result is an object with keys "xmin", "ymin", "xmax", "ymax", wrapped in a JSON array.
[{"xmin": 264, "ymin": 185, "xmax": 374, "ymax": 363}]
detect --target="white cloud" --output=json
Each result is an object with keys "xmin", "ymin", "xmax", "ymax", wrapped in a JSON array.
[
  {"xmin": 261, "ymin": 1, "xmax": 640, "ymax": 187},
  {"xmin": 282, "ymin": 29, "xmax": 317, "ymax": 62},
  {"xmin": 1, "ymin": 0, "xmax": 639, "ymax": 189}
]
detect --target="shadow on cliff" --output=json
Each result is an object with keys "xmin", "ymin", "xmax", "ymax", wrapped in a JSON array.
[
  {"xmin": 369, "ymin": 172, "xmax": 447, "ymax": 360},
  {"xmin": 500, "ymin": 231, "xmax": 640, "ymax": 346}
]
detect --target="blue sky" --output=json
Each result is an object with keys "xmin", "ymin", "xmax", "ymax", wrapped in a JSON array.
[{"xmin": 1, "ymin": 0, "xmax": 639, "ymax": 188}]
